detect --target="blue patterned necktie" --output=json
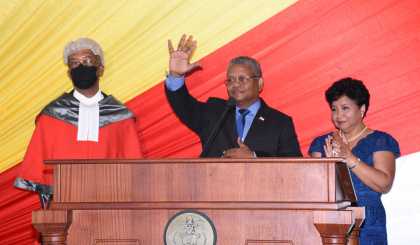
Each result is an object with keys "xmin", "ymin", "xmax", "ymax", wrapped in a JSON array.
[{"xmin": 237, "ymin": 109, "xmax": 250, "ymax": 139}]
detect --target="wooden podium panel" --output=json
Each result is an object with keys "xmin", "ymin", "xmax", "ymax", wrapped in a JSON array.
[
  {"xmin": 33, "ymin": 158, "xmax": 364, "ymax": 245},
  {"xmin": 66, "ymin": 209, "xmax": 345, "ymax": 244}
]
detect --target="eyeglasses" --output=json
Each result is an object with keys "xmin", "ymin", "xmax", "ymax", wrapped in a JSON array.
[
  {"xmin": 224, "ymin": 76, "xmax": 259, "ymax": 86},
  {"xmin": 68, "ymin": 59, "xmax": 99, "ymax": 68}
]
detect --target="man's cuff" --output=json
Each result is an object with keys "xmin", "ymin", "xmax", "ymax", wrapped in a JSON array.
[{"xmin": 165, "ymin": 71, "xmax": 185, "ymax": 91}]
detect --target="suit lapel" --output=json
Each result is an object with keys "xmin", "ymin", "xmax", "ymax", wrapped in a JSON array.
[
  {"xmin": 224, "ymin": 109, "xmax": 239, "ymax": 145},
  {"xmin": 244, "ymin": 99, "xmax": 269, "ymax": 145}
]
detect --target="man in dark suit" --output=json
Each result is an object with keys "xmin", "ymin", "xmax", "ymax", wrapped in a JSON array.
[{"xmin": 165, "ymin": 35, "xmax": 302, "ymax": 158}]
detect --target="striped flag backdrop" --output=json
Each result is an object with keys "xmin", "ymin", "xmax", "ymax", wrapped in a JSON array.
[{"xmin": 1, "ymin": 0, "xmax": 419, "ymax": 244}]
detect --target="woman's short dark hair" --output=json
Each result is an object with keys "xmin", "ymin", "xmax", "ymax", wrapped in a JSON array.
[{"xmin": 325, "ymin": 77, "xmax": 370, "ymax": 117}]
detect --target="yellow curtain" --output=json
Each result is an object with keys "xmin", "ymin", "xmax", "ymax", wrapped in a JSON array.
[{"xmin": 0, "ymin": 0, "xmax": 297, "ymax": 173}]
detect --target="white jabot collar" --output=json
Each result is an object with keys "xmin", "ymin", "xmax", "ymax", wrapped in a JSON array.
[{"xmin": 73, "ymin": 89, "xmax": 104, "ymax": 142}]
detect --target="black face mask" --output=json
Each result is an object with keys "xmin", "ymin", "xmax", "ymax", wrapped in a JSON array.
[{"xmin": 70, "ymin": 65, "xmax": 98, "ymax": 89}]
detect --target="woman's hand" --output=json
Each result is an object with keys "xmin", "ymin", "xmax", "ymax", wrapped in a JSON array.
[
  {"xmin": 324, "ymin": 134, "xmax": 353, "ymax": 158},
  {"xmin": 323, "ymin": 135, "xmax": 334, "ymax": 157}
]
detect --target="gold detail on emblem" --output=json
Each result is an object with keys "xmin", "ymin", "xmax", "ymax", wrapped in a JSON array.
[{"xmin": 164, "ymin": 211, "xmax": 216, "ymax": 245}]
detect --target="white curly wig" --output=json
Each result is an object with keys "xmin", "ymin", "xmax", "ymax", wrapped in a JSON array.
[{"xmin": 63, "ymin": 38, "xmax": 104, "ymax": 66}]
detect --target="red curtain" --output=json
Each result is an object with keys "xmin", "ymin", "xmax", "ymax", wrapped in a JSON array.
[
  {"xmin": 128, "ymin": 0, "xmax": 420, "ymax": 159},
  {"xmin": 0, "ymin": 164, "xmax": 41, "ymax": 244}
]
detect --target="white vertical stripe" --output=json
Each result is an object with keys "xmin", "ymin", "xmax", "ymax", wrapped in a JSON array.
[{"xmin": 382, "ymin": 152, "xmax": 420, "ymax": 244}]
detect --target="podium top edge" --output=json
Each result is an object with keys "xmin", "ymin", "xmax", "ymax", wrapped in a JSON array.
[{"xmin": 44, "ymin": 157, "xmax": 345, "ymax": 165}]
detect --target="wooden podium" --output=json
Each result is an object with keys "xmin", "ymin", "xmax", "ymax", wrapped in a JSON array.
[{"xmin": 32, "ymin": 158, "xmax": 364, "ymax": 245}]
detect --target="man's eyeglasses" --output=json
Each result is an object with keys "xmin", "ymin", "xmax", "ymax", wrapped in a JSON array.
[
  {"xmin": 68, "ymin": 59, "xmax": 99, "ymax": 68},
  {"xmin": 224, "ymin": 76, "xmax": 259, "ymax": 86}
]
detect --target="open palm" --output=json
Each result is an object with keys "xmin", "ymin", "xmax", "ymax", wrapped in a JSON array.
[{"xmin": 168, "ymin": 34, "xmax": 202, "ymax": 77}]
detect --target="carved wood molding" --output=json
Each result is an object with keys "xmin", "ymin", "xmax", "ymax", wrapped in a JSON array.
[
  {"xmin": 313, "ymin": 210, "xmax": 354, "ymax": 245},
  {"xmin": 32, "ymin": 210, "xmax": 72, "ymax": 245}
]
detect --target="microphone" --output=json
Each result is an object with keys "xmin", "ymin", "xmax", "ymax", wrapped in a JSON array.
[
  {"xmin": 226, "ymin": 97, "xmax": 236, "ymax": 107},
  {"xmin": 199, "ymin": 97, "xmax": 236, "ymax": 158}
]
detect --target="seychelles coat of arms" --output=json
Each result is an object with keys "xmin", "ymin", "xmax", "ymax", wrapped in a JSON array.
[{"xmin": 164, "ymin": 210, "xmax": 217, "ymax": 245}]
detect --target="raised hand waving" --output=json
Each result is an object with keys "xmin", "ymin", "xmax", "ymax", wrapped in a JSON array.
[{"xmin": 168, "ymin": 34, "xmax": 203, "ymax": 78}]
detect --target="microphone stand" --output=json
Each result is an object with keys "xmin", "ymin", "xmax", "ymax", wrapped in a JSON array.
[{"xmin": 199, "ymin": 97, "xmax": 236, "ymax": 158}]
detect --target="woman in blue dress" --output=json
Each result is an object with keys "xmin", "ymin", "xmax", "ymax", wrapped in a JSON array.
[{"xmin": 308, "ymin": 78, "xmax": 400, "ymax": 245}]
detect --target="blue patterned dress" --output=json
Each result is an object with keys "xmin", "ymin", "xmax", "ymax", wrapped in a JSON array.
[{"xmin": 308, "ymin": 130, "xmax": 400, "ymax": 245}]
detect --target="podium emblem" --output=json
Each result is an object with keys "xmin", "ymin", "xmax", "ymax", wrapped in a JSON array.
[{"xmin": 164, "ymin": 210, "xmax": 217, "ymax": 245}]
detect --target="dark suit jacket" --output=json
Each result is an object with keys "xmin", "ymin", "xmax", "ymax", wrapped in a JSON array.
[{"xmin": 165, "ymin": 83, "xmax": 302, "ymax": 157}]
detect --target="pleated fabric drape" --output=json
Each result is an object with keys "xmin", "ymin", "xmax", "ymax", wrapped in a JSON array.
[{"xmin": 1, "ymin": 0, "xmax": 419, "ymax": 243}]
